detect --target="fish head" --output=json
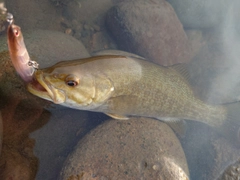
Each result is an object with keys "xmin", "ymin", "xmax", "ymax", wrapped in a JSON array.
[
  {"xmin": 27, "ymin": 62, "xmax": 115, "ymax": 110},
  {"xmin": 7, "ymin": 24, "xmax": 25, "ymax": 54}
]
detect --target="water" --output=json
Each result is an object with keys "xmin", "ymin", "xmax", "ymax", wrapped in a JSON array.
[{"xmin": 0, "ymin": 0, "xmax": 240, "ymax": 179}]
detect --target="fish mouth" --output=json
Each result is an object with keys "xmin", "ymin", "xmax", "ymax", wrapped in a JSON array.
[{"xmin": 27, "ymin": 70, "xmax": 65, "ymax": 104}]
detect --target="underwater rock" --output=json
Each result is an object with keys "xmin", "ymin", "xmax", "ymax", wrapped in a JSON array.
[
  {"xmin": 30, "ymin": 109, "xmax": 95, "ymax": 180},
  {"xmin": 106, "ymin": 0, "xmax": 190, "ymax": 66},
  {"xmin": 0, "ymin": 112, "xmax": 2, "ymax": 155},
  {"xmin": 62, "ymin": 0, "xmax": 117, "ymax": 54},
  {"xmin": 64, "ymin": 0, "xmax": 113, "ymax": 26},
  {"xmin": 0, "ymin": 28, "xmax": 90, "ymax": 179},
  {"xmin": 209, "ymin": 136, "xmax": 240, "ymax": 180},
  {"xmin": 24, "ymin": 30, "xmax": 90, "ymax": 68},
  {"xmin": 0, "ymin": 137, "xmax": 38, "ymax": 180},
  {"xmin": 166, "ymin": 0, "xmax": 231, "ymax": 29},
  {"xmin": 217, "ymin": 160, "xmax": 240, "ymax": 180},
  {"xmin": 180, "ymin": 120, "xmax": 240, "ymax": 180},
  {"xmin": 5, "ymin": 0, "xmax": 62, "ymax": 31},
  {"xmin": 59, "ymin": 118, "xmax": 189, "ymax": 180},
  {"xmin": 89, "ymin": 31, "xmax": 117, "ymax": 53}
]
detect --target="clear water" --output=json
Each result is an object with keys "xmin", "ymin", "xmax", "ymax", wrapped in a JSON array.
[{"xmin": 0, "ymin": 0, "xmax": 240, "ymax": 179}]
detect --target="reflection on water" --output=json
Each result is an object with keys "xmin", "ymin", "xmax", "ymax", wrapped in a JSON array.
[{"xmin": 0, "ymin": 0, "xmax": 240, "ymax": 179}]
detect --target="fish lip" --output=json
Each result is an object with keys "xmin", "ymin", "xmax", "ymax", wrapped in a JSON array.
[
  {"xmin": 27, "ymin": 70, "xmax": 65, "ymax": 104},
  {"xmin": 27, "ymin": 81, "xmax": 51, "ymax": 101}
]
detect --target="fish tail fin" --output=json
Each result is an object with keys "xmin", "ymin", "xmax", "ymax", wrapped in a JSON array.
[{"xmin": 218, "ymin": 102, "xmax": 240, "ymax": 147}]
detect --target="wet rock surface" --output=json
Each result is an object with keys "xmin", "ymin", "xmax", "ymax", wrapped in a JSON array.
[
  {"xmin": 5, "ymin": 0, "xmax": 62, "ymax": 31},
  {"xmin": 166, "ymin": 0, "xmax": 231, "ymax": 29},
  {"xmin": 59, "ymin": 0, "xmax": 117, "ymax": 54},
  {"xmin": 60, "ymin": 118, "xmax": 189, "ymax": 180},
  {"xmin": 106, "ymin": 0, "xmax": 190, "ymax": 66}
]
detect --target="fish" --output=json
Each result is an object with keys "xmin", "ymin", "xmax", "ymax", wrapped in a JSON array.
[
  {"xmin": 7, "ymin": 16, "xmax": 37, "ymax": 82},
  {"xmin": 27, "ymin": 55, "xmax": 240, "ymax": 144}
]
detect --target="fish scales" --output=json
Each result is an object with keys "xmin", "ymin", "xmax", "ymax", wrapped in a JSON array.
[
  {"xmin": 27, "ymin": 53, "xmax": 240, "ymax": 146},
  {"xmin": 100, "ymin": 57, "xmax": 227, "ymax": 127},
  {"xmin": 28, "ymin": 55, "xmax": 226, "ymax": 129}
]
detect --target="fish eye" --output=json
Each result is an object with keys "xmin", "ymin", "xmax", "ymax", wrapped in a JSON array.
[
  {"xmin": 66, "ymin": 80, "xmax": 78, "ymax": 87},
  {"xmin": 65, "ymin": 75, "xmax": 79, "ymax": 87}
]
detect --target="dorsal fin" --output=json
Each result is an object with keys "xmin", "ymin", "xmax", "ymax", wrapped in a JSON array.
[
  {"xmin": 171, "ymin": 63, "xmax": 191, "ymax": 83},
  {"xmin": 93, "ymin": 49, "xmax": 146, "ymax": 60}
]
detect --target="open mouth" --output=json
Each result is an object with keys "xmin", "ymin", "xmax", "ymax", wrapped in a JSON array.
[
  {"xmin": 27, "ymin": 78, "xmax": 53, "ymax": 101},
  {"xmin": 27, "ymin": 71, "xmax": 66, "ymax": 104},
  {"xmin": 30, "ymin": 79, "xmax": 47, "ymax": 92}
]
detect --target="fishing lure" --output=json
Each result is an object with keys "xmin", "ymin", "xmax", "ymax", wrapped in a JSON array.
[{"xmin": 7, "ymin": 13, "xmax": 39, "ymax": 82}]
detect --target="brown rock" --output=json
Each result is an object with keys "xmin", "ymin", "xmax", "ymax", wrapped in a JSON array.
[
  {"xmin": 90, "ymin": 31, "xmax": 117, "ymax": 53},
  {"xmin": 5, "ymin": 0, "xmax": 62, "ymax": 31},
  {"xmin": 60, "ymin": 118, "xmax": 189, "ymax": 180},
  {"xmin": 64, "ymin": 0, "xmax": 113, "ymax": 26},
  {"xmin": 0, "ymin": 112, "xmax": 2, "ymax": 155},
  {"xmin": 106, "ymin": 0, "xmax": 190, "ymax": 66}
]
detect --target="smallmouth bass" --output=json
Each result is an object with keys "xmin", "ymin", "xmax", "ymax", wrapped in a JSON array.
[{"xmin": 27, "ymin": 55, "xmax": 240, "ymax": 143}]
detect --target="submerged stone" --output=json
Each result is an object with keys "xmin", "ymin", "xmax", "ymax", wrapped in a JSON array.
[
  {"xmin": 59, "ymin": 118, "xmax": 189, "ymax": 180},
  {"xmin": 106, "ymin": 0, "xmax": 190, "ymax": 66}
]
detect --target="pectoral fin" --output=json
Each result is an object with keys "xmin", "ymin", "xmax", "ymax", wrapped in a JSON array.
[{"xmin": 106, "ymin": 113, "xmax": 129, "ymax": 120}]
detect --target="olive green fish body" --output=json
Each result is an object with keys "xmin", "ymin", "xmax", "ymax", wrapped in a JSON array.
[
  {"xmin": 28, "ymin": 55, "xmax": 226, "ymax": 128},
  {"xmin": 95, "ymin": 58, "xmax": 226, "ymax": 127}
]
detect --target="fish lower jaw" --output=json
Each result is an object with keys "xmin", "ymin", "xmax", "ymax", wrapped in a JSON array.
[
  {"xmin": 63, "ymin": 98, "xmax": 103, "ymax": 111},
  {"xmin": 27, "ymin": 83, "xmax": 52, "ymax": 102},
  {"xmin": 27, "ymin": 80, "xmax": 64, "ymax": 104}
]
